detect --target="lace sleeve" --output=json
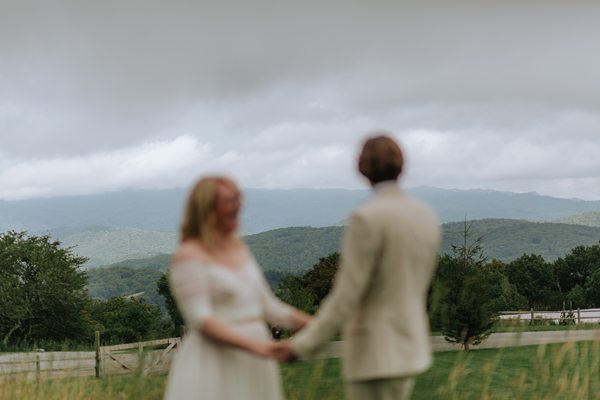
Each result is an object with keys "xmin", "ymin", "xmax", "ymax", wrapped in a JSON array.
[
  {"xmin": 251, "ymin": 259, "xmax": 296, "ymax": 329},
  {"xmin": 168, "ymin": 262, "xmax": 212, "ymax": 330}
]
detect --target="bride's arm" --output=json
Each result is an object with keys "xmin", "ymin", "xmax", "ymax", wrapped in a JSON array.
[
  {"xmin": 248, "ymin": 256, "xmax": 312, "ymax": 331},
  {"xmin": 284, "ymin": 309, "xmax": 312, "ymax": 331}
]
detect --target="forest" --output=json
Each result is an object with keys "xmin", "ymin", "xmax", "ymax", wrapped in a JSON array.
[{"xmin": 3, "ymin": 221, "xmax": 600, "ymax": 350}]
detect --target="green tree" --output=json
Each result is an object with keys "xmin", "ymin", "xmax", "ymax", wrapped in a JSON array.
[
  {"xmin": 565, "ymin": 285, "xmax": 587, "ymax": 309},
  {"xmin": 506, "ymin": 254, "xmax": 561, "ymax": 310},
  {"xmin": 481, "ymin": 261, "xmax": 528, "ymax": 313},
  {"xmin": 302, "ymin": 253, "xmax": 339, "ymax": 306},
  {"xmin": 275, "ymin": 252, "xmax": 340, "ymax": 314},
  {"xmin": 275, "ymin": 274, "xmax": 316, "ymax": 314},
  {"xmin": 0, "ymin": 231, "xmax": 90, "ymax": 345},
  {"xmin": 90, "ymin": 297, "xmax": 169, "ymax": 344},
  {"xmin": 431, "ymin": 222, "xmax": 496, "ymax": 350},
  {"xmin": 157, "ymin": 274, "xmax": 183, "ymax": 332},
  {"xmin": 555, "ymin": 244, "xmax": 600, "ymax": 294},
  {"xmin": 584, "ymin": 268, "xmax": 600, "ymax": 307}
]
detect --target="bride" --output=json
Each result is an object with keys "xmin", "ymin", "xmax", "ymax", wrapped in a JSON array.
[{"xmin": 164, "ymin": 176, "xmax": 311, "ymax": 400}]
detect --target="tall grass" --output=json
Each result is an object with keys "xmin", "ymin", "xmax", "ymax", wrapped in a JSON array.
[
  {"xmin": 417, "ymin": 341, "xmax": 600, "ymax": 399},
  {"xmin": 283, "ymin": 341, "xmax": 600, "ymax": 399},
  {"xmin": 3, "ymin": 342, "xmax": 600, "ymax": 399},
  {"xmin": 0, "ymin": 374, "xmax": 167, "ymax": 400}
]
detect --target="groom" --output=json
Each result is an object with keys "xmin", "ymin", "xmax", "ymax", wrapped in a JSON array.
[{"xmin": 273, "ymin": 134, "xmax": 441, "ymax": 400}]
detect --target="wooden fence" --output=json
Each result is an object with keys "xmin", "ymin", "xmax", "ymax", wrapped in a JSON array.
[
  {"xmin": 97, "ymin": 335, "xmax": 180, "ymax": 378},
  {"xmin": 5, "ymin": 321, "xmax": 600, "ymax": 380},
  {"xmin": 499, "ymin": 307, "xmax": 600, "ymax": 324},
  {"xmin": 0, "ymin": 351, "xmax": 96, "ymax": 380},
  {"xmin": 0, "ymin": 332, "xmax": 181, "ymax": 380}
]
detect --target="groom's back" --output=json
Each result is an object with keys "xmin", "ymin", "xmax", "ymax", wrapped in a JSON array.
[{"xmin": 342, "ymin": 185, "xmax": 441, "ymax": 380}]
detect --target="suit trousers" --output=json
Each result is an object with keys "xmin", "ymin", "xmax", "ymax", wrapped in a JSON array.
[{"xmin": 346, "ymin": 377, "xmax": 415, "ymax": 400}]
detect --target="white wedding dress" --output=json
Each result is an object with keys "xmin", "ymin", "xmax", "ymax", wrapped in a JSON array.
[{"xmin": 164, "ymin": 257, "xmax": 295, "ymax": 400}]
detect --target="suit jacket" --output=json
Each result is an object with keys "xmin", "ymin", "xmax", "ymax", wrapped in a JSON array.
[{"xmin": 291, "ymin": 181, "xmax": 441, "ymax": 381}]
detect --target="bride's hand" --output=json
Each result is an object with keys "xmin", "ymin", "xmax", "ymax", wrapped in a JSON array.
[
  {"xmin": 248, "ymin": 340, "xmax": 275, "ymax": 358},
  {"xmin": 270, "ymin": 341, "xmax": 298, "ymax": 362}
]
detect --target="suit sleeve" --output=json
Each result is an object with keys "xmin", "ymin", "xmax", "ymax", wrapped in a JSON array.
[{"xmin": 291, "ymin": 212, "xmax": 380, "ymax": 357}]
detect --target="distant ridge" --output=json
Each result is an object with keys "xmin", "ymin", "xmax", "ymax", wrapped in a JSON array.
[
  {"xmin": 410, "ymin": 186, "xmax": 600, "ymax": 222},
  {"xmin": 39, "ymin": 225, "xmax": 177, "ymax": 268},
  {"xmin": 2, "ymin": 187, "xmax": 600, "ymax": 235},
  {"xmin": 551, "ymin": 211, "xmax": 600, "ymax": 227}
]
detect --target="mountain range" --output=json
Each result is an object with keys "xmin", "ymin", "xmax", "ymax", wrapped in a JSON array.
[
  {"xmin": 3, "ymin": 187, "xmax": 600, "ymax": 234},
  {"xmin": 3, "ymin": 187, "xmax": 600, "ymax": 267}
]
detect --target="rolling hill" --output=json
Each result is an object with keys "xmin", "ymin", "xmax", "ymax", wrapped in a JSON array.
[
  {"xmin": 85, "ymin": 218, "xmax": 600, "ymax": 304},
  {"xmin": 552, "ymin": 211, "xmax": 600, "ymax": 227},
  {"xmin": 86, "ymin": 265, "xmax": 165, "ymax": 305},
  {"xmin": 440, "ymin": 219, "xmax": 600, "ymax": 261},
  {"xmin": 91, "ymin": 218, "xmax": 600, "ymax": 275},
  {"xmin": 39, "ymin": 226, "xmax": 177, "ymax": 268}
]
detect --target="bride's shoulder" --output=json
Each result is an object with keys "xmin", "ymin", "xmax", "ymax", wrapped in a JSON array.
[{"xmin": 171, "ymin": 241, "xmax": 211, "ymax": 267}]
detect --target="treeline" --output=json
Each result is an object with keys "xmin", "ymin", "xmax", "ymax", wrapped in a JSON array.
[
  {"xmin": 275, "ymin": 240, "xmax": 600, "ymax": 317},
  {"xmin": 0, "ymin": 231, "xmax": 174, "ymax": 350},
  {"xmin": 244, "ymin": 220, "xmax": 600, "ymax": 272},
  {"xmin": 4, "ymin": 227, "xmax": 600, "ymax": 351},
  {"xmin": 84, "ymin": 219, "xmax": 600, "ymax": 305},
  {"xmin": 267, "ymin": 225, "xmax": 600, "ymax": 348}
]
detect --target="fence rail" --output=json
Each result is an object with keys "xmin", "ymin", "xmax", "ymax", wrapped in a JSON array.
[
  {"xmin": 5, "ymin": 321, "xmax": 600, "ymax": 380},
  {"xmin": 499, "ymin": 307, "xmax": 600, "ymax": 324},
  {"xmin": 0, "ymin": 332, "xmax": 180, "ymax": 381}
]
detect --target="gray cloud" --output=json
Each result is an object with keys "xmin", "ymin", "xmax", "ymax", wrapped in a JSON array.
[{"xmin": 1, "ymin": 1, "xmax": 600, "ymax": 199}]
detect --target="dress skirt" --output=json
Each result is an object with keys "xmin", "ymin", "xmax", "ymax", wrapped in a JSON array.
[{"xmin": 164, "ymin": 321, "xmax": 284, "ymax": 400}]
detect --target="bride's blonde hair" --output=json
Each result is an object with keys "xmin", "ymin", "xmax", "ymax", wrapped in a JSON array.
[{"xmin": 180, "ymin": 176, "xmax": 240, "ymax": 250}]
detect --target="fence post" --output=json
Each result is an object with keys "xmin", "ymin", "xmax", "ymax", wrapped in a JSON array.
[
  {"xmin": 530, "ymin": 308, "xmax": 534, "ymax": 325},
  {"xmin": 138, "ymin": 340, "xmax": 145, "ymax": 375},
  {"xmin": 95, "ymin": 331, "xmax": 101, "ymax": 379},
  {"xmin": 577, "ymin": 308, "xmax": 581, "ymax": 325},
  {"xmin": 36, "ymin": 353, "xmax": 41, "ymax": 382},
  {"xmin": 180, "ymin": 325, "xmax": 187, "ymax": 339}
]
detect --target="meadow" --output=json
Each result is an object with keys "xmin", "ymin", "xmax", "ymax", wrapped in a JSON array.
[{"xmin": 3, "ymin": 342, "xmax": 600, "ymax": 399}]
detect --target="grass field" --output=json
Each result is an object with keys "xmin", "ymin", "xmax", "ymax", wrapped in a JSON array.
[
  {"xmin": 2, "ymin": 342, "xmax": 600, "ymax": 399},
  {"xmin": 283, "ymin": 341, "xmax": 600, "ymax": 399}
]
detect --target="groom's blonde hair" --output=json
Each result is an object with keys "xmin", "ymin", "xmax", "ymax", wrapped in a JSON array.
[{"xmin": 180, "ymin": 176, "xmax": 240, "ymax": 250}]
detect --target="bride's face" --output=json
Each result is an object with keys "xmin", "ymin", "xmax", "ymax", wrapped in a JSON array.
[{"xmin": 214, "ymin": 183, "xmax": 242, "ymax": 235}]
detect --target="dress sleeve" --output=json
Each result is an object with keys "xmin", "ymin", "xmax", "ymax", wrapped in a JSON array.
[
  {"xmin": 251, "ymin": 259, "xmax": 296, "ymax": 329},
  {"xmin": 168, "ymin": 262, "xmax": 212, "ymax": 330}
]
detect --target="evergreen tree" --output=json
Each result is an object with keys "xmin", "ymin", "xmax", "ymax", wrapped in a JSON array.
[
  {"xmin": 301, "ymin": 252, "xmax": 339, "ymax": 306},
  {"xmin": 431, "ymin": 221, "xmax": 497, "ymax": 350},
  {"xmin": 157, "ymin": 273, "xmax": 183, "ymax": 331}
]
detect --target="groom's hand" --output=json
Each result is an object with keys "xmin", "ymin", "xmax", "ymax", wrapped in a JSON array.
[{"xmin": 270, "ymin": 341, "xmax": 298, "ymax": 363}]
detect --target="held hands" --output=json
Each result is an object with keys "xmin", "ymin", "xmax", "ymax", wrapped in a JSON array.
[
  {"xmin": 269, "ymin": 341, "xmax": 298, "ymax": 363},
  {"xmin": 248, "ymin": 340, "xmax": 298, "ymax": 362}
]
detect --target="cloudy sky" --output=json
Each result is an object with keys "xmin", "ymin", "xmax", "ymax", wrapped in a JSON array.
[{"xmin": 1, "ymin": 1, "xmax": 600, "ymax": 201}]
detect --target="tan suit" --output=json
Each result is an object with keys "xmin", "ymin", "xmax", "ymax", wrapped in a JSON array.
[{"xmin": 291, "ymin": 182, "xmax": 441, "ymax": 399}]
